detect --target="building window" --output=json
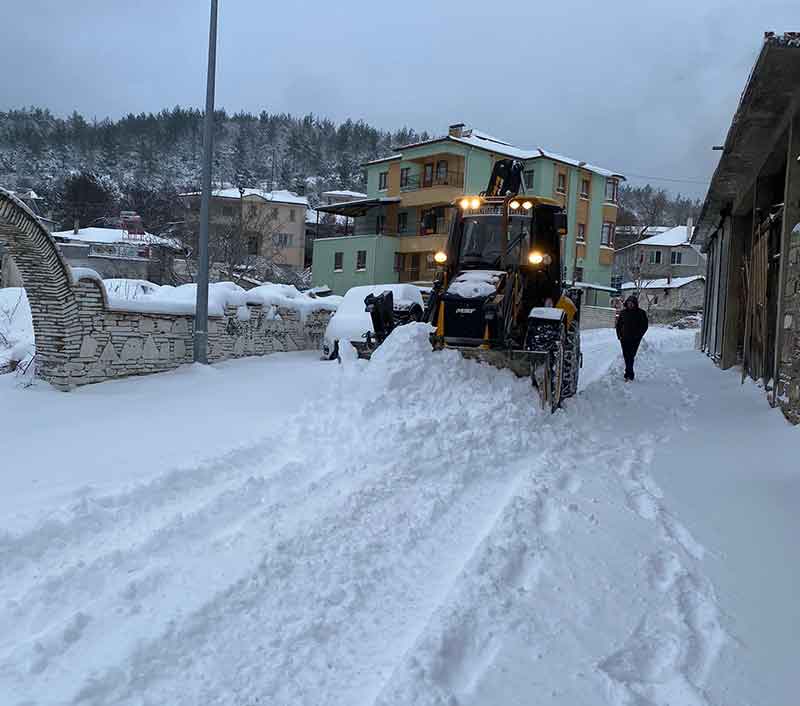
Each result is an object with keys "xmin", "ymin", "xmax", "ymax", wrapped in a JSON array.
[
  {"xmin": 376, "ymin": 214, "xmax": 386, "ymax": 233},
  {"xmin": 580, "ymin": 178, "xmax": 590, "ymax": 198},
  {"xmin": 649, "ymin": 250, "xmax": 663, "ymax": 265},
  {"xmin": 611, "ymin": 274, "xmax": 623, "ymax": 290},
  {"xmin": 398, "ymin": 212, "xmax": 408, "ymax": 233},
  {"xmin": 394, "ymin": 252, "xmax": 404, "ymax": 272},
  {"xmin": 334, "ymin": 252, "xmax": 343, "ymax": 271},
  {"xmin": 423, "ymin": 162, "xmax": 433, "ymax": 188},
  {"xmin": 524, "ymin": 169, "xmax": 535, "ymax": 191},
  {"xmin": 400, "ymin": 167, "xmax": 410, "ymax": 188},
  {"xmin": 378, "ymin": 171, "xmax": 388, "ymax": 190},
  {"xmin": 671, "ymin": 250, "xmax": 682, "ymax": 265},
  {"xmin": 247, "ymin": 236, "xmax": 259, "ymax": 255},
  {"xmin": 222, "ymin": 205, "xmax": 234, "ymax": 218},
  {"xmin": 356, "ymin": 250, "xmax": 367, "ymax": 271},
  {"xmin": 557, "ymin": 173, "xmax": 567, "ymax": 194},
  {"xmin": 248, "ymin": 203, "xmax": 258, "ymax": 218},
  {"xmin": 289, "ymin": 209, "xmax": 296, "ymax": 222},
  {"xmin": 577, "ymin": 223, "xmax": 586, "ymax": 242},
  {"xmin": 601, "ymin": 222, "xmax": 615, "ymax": 246},
  {"xmin": 436, "ymin": 159, "xmax": 448, "ymax": 183},
  {"xmin": 574, "ymin": 266, "xmax": 584, "ymax": 282},
  {"xmin": 271, "ymin": 207, "xmax": 279, "ymax": 219},
  {"xmin": 272, "ymin": 233, "xmax": 292, "ymax": 247},
  {"xmin": 604, "ymin": 179, "xmax": 619, "ymax": 203},
  {"xmin": 409, "ymin": 253, "xmax": 420, "ymax": 280}
]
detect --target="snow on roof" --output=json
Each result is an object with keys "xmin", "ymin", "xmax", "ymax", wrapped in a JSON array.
[
  {"xmin": 621, "ymin": 275, "xmax": 705, "ymax": 290},
  {"xmin": 322, "ymin": 190, "xmax": 368, "ymax": 199},
  {"xmin": 52, "ymin": 227, "xmax": 178, "ymax": 248},
  {"xmin": 616, "ymin": 226, "xmax": 692, "ymax": 251},
  {"xmin": 363, "ymin": 154, "xmax": 402, "ymax": 166},
  {"xmin": 392, "ymin": 128, "xmax": 623, "ymax": 180},
  {"xmin": 179, "ymin": 188, "xmax": 308, "ymax": 206}
]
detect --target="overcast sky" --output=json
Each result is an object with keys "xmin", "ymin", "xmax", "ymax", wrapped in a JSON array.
[{"xmin": 1, "ymin": 0, "xmax": 796, "ymax": 197}]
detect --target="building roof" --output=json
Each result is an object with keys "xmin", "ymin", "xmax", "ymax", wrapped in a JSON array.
[
  {"xmin": 621, "ymin": 275, "xmax": 705, "ymax": 290},
  {"xmin": 389, "ymin": 128, "xmax": 625, "ymax": 180},
  {"xmin": 694, "ymin": 33, "xmax": 800, "ymax": 248},
  {"xmin": 322, "ymin": 190, "xmax": 368, "ymax": 199},
  {"xmin": 314, "ymin": 197, "xmax": 401, "ymax": 218},
  {"xmin": 616, "ymin": 225, "xmax": 691, "ymax": 251},
  {"xmin": 179, "ymin": 187, "xmax": 308, "ymax": 206},
  {"xmin": 51, "ymin": 227, "xmax": 179, "ymax": 249},
  {"xmin": 363, "ymin": 154, "xmax": 402, "ymax": 166}
]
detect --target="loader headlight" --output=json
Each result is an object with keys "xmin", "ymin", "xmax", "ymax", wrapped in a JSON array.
[
  {"xmin": 509, "ymin": 200, "xmax": 520, "ymax": 210},
  {"xmin": 434, "ymin": 250, "xmax": 448, "ymax": 264},
  {"xmin": 522, "ymin": 201, "xmax": 533, "ymax": 210},
  {"xmin": 528, "ymin": 251, "xmax": 544, "ymax": 265},
  {"xmin": 470, "ymin": 198, "xmax": 481, "ymax": 209},
  {"xmin": 460, "ymin": 198, "xmax": 471, "ymax": 209}
]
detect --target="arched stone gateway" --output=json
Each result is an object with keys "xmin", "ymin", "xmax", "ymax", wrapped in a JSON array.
[
  {"xmin": 0, "ymin": 187, "xmax": 334, "ymax": 390},
  {"xmin": 0, "ymin": 188, "xmax": 82, "ymax": 389}
]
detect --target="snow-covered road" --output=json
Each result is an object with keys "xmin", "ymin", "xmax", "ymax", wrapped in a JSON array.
[{"xmin": 1, "ymin": 325, "xmax": 798, "ymax": 705}]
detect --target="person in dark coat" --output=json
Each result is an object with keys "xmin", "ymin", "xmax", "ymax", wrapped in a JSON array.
[{"xmin": 616, "ymin": 295, "xmax": 649, "ymax": 381}]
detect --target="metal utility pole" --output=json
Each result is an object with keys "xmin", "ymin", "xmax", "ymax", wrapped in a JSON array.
[{"xmin": 194, "ymin": 0, "xmax": 218, "ymax": 364}]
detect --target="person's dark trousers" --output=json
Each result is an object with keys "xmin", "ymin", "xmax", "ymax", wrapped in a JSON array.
[{"xmin": 621, "ymin": 338, "xmax": 641, "ymax": 380}]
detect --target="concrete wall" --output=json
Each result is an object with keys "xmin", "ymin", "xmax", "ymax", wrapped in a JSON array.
[
  {"xmin": 311, "ymin": 234, "xmax": 398, "ymax": 295},
  {"xmin": 582, "ymin": 305, "xmax": 616, "ymax": 329}
]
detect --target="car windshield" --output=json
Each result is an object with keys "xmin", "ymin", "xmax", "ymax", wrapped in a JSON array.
[{"xmin": 460, "ymin": 215, "xmax": 531, "ymax": 267}]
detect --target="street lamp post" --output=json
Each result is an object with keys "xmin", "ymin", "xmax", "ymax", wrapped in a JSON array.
[{"xmin": 194, "ymin": 0, "xmax": 219, "ymax": 364}]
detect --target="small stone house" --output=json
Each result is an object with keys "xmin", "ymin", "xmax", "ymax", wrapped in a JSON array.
[
  {"xmin": 621, "ymin": 275, "xmax": 705, "ymax": 321},
  {"xmin": 613, "ymin": 225, "xmax": 706, "ymax": 289}
]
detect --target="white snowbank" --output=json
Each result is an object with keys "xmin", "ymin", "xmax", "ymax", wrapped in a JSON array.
[
  {"xmin": 103, "ymin": 279, "xmax": 341, "ymax": 318},
  {"xmin": 324, "ymin": 283, "xmax": 422, "ymax": 347},
  {"xmin": 0, "ymin": 287, "xmax": 33, "ymax": 366}
]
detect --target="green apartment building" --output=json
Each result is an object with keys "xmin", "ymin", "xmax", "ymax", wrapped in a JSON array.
[{"xmin": 312, "ymin": 124, "xmax": 624, "ymax": 303}]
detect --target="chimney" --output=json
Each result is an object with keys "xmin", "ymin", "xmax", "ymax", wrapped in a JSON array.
[{"xmin": 449, "ymin": 123, "xmax": 465, "ymax": 138}]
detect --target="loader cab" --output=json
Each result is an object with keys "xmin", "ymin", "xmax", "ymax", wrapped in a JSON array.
[{"xmin": 442, "ymin": 195, "xmax": 566, "ymax": 280}]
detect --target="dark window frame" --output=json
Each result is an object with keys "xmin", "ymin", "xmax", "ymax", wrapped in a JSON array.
[
  {"xmin": 556, "ymin": 173, "xmax": 567, "ymax": 194},
  {"xmin": 378, "ymin": 171, "xmax": 388, "ymax": 190},
  {"xmin": 356, "ymin": 249, "xmax": 367, "ymax": 271},
  {"xmin": 334, "ymin": 251, "xmax": 343, "ymax": 271},
  {"xmin": 580, "ymin": 178, "xmax": 591, "ymax": 198},
  {"xmin": 400, "ymin": 167, "xmax": 410, "ymax": 188}
]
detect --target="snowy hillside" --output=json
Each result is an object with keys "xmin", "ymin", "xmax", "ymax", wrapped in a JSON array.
[{"xmin": 1, "ymin": 325, "xmax": 798, "ymax": 705}]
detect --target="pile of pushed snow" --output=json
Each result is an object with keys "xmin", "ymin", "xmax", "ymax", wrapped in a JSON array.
[
  {"xmin": 327, "ymin": 323, "xmax": 540, "ymax": 463},
  {"xmin": 103, "ymin": 279, "xmax": 341, "ymax": 318},
  {"xmin": 640, "ymin": 325, "xmax": 697, "ymax": 353},
  {"xmin": 0, "ymin": 288, "xmax": 34, "ymax": 369},
  {"xmin": 447, "ymin": 270, "xmax": 503, "ymax": 298}
]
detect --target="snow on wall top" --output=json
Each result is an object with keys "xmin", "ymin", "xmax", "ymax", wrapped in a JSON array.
[
  {"xmin": 52, "ymin": 227, "xmax": 178, "ymax": 248},
  {"xmin": 621, "ymin": 275, "xmax": 705, "ymax": 290},
  {"xmin": 322, "ymin": 190, "xmax": 368, "ymax": 199},
  {"xmin": 73, "ymin": 276, "xmax": 341, "ymax": 318}
]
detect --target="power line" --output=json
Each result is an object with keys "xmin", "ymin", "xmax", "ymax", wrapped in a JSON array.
[{"xmin": 621, "ymin": 171, "xmax": 710, "ymax": 186}]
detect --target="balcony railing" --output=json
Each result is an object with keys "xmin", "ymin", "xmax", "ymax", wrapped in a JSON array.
[{"xmin": 400, "ymin": 171, "xmax": 465, "ymax": 192}]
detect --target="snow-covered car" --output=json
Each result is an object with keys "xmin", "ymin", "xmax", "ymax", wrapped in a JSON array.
[{"xmin": 322, "ymin": 283, "xmax": 425, "ymax": 359}]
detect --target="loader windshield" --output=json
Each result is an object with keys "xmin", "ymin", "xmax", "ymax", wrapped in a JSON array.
[{"xmin": 459, "ymin": 216, "xmax": 531, "ymax": 268}]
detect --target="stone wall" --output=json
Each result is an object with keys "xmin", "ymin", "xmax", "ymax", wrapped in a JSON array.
[
  {"xmin": 0, "ymin": 188, "xmax": 332, "ymax": 391},
  {"xmin": 44, "ymin": 275, "xmax": 332, "ymax": 389},
  {"xmin": 582, "ymin": 305, "xmax": 616, "ymax": 329},
  {"xmin": 777, "ymin": 222, "xmax": 800, "ymax": 422}
]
